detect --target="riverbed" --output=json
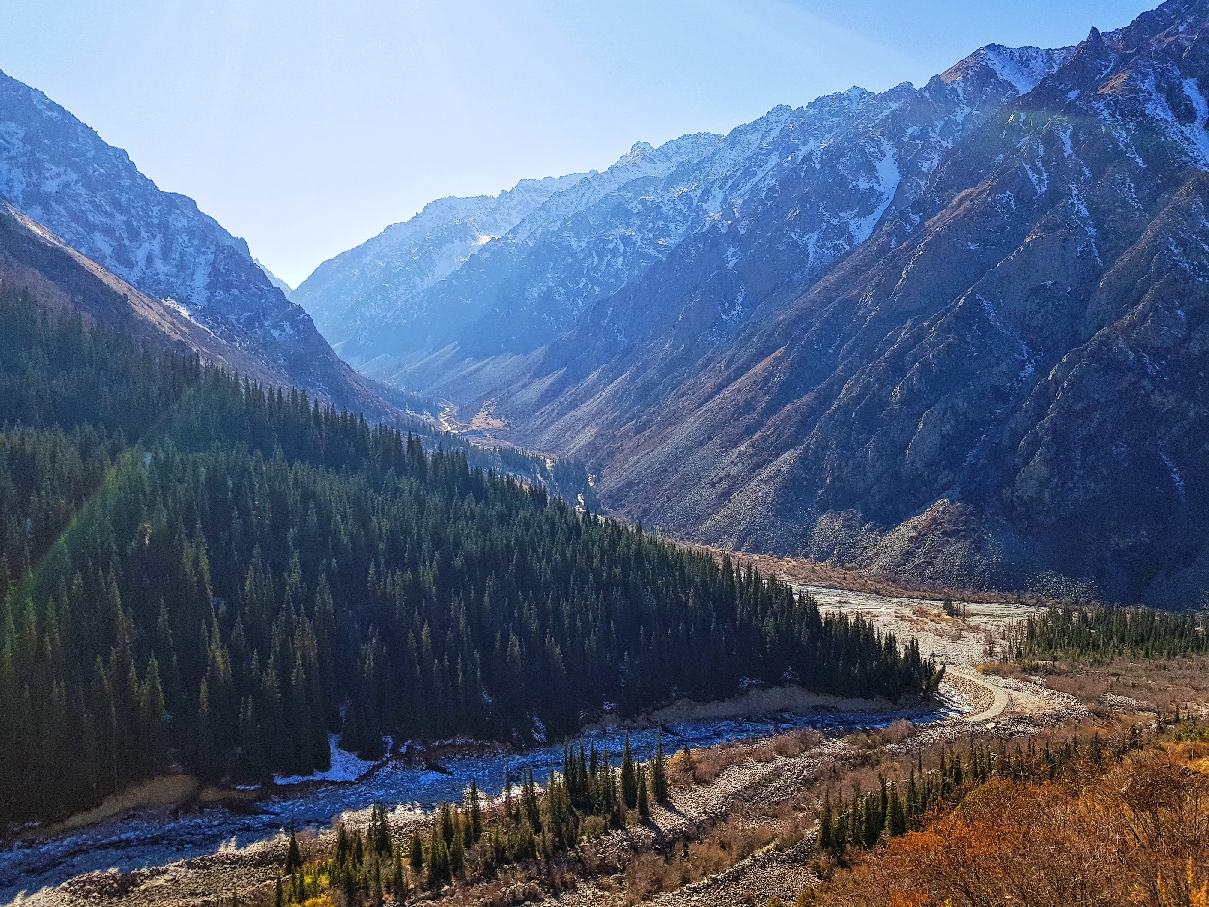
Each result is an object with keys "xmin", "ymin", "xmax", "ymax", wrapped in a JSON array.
[{"xmin": 0, "ymin": 696, "xmax": 958, "ymax": 903}]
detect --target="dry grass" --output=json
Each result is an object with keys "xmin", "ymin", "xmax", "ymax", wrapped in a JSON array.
[
  {"xmin": 986, "ymin": 655, "xmax": 1209, "ymax": 718},
  {"xmin": 665, "ymin": 729, "xmax": 824, "ymax": 787},
  {"xmin": 44, "ymin": 774, "xmax": 198, "ymax": 836},
  {"xmin": 622, "ymin": 822, "xmax": 787, "ymax": 904}
]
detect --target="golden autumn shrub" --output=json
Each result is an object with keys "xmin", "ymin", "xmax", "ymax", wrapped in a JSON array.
[{"xmin": 811, "ymin": 748, "xmax": 1209, "ymax": 907}]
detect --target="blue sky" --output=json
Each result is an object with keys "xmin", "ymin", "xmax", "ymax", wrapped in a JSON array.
[{"xmin": 0, "ymin": 0, "xmax": 1153, "ymax": 286}]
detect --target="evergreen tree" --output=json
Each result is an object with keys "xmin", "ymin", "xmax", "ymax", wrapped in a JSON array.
[
  {"xmin": 621, "ymin": 734, "xmax": 637, "ymax": 808},
  {"xmin": 392, "ymin": 844, "xmax": 406, "ymax": 898},
  {"xmin": 285, "ymin": 818, "xmax": 302, "ymax": 875},
  {"xmin": 426, "ymin": 826, "xmax": 447, "ymax": 887},
  {"xmin": 408, "ymin": 833, "xmax": 424, "ymax": 875},
  {"xmin": 637, "ymin": 762, "xmax": 650, "ymax": 820},
  {"xmin": 651, "ymin": 730, "xmax": 669, "ymax": 803},
  {"xmin": 467, "ymin": 779, "xmax": 482, "ymax": 842},
  {"xmin": 0, "ymin": 286, "xmax": 940, "ymax": 825},
  {"xmin": 818, "ymin": 792, "xmax": 834, "ymax": 851}
]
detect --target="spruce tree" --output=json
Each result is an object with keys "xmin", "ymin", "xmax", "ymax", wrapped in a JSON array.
[
  {"xmin": 467, "ymin": 779, "xmax": 482, "ymax": 842},
  {"xmin": 886, "ymin": 784, "xmax": 906, "ymax": 837},
  {"xmin": 392, "ymin": 844, "xmax": 406, "ymax": 899},
  {"xmin": 408, "ymin": 832, "xmax": 424, "ymax": 875},
  {"xmin": 818, "ymin": 792, "xmax": 833, "ymax": 850},
  {"xmin": 449, "ymin": 825, "xmax": 465, "ymax": 876},
  {"xmin": 621, "ymin": 734, "xmax": 637, "ymax": 808},
  {"xmin": 651, "ymin": 730, "xmax": 669, "ymax": 803},
  {"xmin": 284, "ymin": 818, "xmax": 303, "ymax": 874},
  {"xmin": 427, "ymin": 826, "xmax": 447, "ymax": 887},
  {"xmin": 637, "ymin": 762, "xmax": 650, "ymax": 820}
]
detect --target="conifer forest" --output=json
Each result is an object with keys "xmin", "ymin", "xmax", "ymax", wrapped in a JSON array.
[{"xmin": 0, "ymin": 290, "xmax": 940, "ymax": 825}]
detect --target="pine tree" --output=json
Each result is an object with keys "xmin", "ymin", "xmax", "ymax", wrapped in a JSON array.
[
  {"xmin": 885, "ymin": 784, "xmax": 906, "ymax": 837},
  {"xmin": 467, "ymin": 779, "xmax": 482, "ymax": 842},
  {"xmin": 285, "ymin": 818, "xmax": 303, "ymax": 874},
  {"xmin": 392, "ymin": 844, "xmax": 406, "ymax": 899},
  {"xmin": 427, "ymin": 826, "xmax": 447, "ymax": 887},
  {"xmin": 408, "ymin": 832, "xmax": 424, "ymax": 875},
  {"xmin": 818, "ymin": 792, "xmax": 833, "ymax": 850},
  {"xmin": 651, "ymin": 730, "xmax": 669, "ymax": 803},
  {"xmin": 621, "ymin": 733, "xmax": 637, "ymax": 808},
  {"xmin": 449, "ymin": 824, "xmax": 465, "ymax": 875},
  {"xmin": 637, "ymin": 762, "xmax": 650, "ymax": 820},
  {"xmin": 440, "ymin": 803, "xmax": 455, "ymax": 846}
]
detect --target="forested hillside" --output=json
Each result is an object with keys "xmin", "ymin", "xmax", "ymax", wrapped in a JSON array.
[{"xmin": 0, "ymin": 288, "xmax": 939, "ymax": 826}]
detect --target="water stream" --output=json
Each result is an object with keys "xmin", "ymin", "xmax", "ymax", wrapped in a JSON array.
[{"xmin": 0, "ymin": 698, "xmax": 955, "ymax": 903}]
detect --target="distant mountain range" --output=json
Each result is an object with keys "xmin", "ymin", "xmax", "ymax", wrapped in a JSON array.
[{"xmin": 297, "ymin": 0, "xmax": 1209, "ymax": 605}]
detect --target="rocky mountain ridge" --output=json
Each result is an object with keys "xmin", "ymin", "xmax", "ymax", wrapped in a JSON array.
[
  {"xmin": 293, "ymin": 173, "xmax": 584, "ymax": 354},
  {"xmin": 305, "ymin": 44, "xmax": 1069, "ymax": 380},
  {"xmin": 304, "ymin": 0, "xmax": 1209, "ymax": 605},
  {"xmin": 0, "ymin": 69, "xmax": 391, "ymax": 418}
]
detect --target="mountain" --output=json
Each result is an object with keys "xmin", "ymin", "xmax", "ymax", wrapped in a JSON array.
[
  {"xmin": 305, "ymin": 0, "xmax": 1209, "ymax": 605},
  {"xmin": 302, "ymin": 44, "xmax": 1063, "ymax": 385},
  {"xmin": 0, "ymin": 200, "xmax": 290, "ymax": 387},
  {"xmin": 0, "ymin": 69, "xmax": 391, "ymax": 418},
  {"xmin": 0, "ymin": 279, "xmax": 933, "ymax": 824},
  {"xmin": 293, "ymin": 174, "xmax": 584, "ymax": 355},
  {"xmin": 255, "ymin": 258, "xmax": 293, "ymax": 296}
]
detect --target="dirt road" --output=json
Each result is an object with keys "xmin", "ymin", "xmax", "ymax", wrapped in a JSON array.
[{"xmin": 802, "ymin": 586, "xmax": 1082, "ymax": 730}]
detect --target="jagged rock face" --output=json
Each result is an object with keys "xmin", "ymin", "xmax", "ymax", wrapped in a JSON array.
[
  {"xmin": 0, "ymin": 70, "xmax": 387, "ymax": 416},
  {"xmin": 529, "ymin": 0, "xmax": 1209, "ymax": 603},
  {"xmin": 305, "ymin": 0, "xmax": 1209, "ymax": 603}
]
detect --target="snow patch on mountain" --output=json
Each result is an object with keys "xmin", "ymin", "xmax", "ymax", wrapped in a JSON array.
[{"xmin": 980, "ymin": 44, "xmax": 1066, "ymax": 94}]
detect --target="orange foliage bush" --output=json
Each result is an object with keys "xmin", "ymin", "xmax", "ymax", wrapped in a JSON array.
[{"xmin": 811, "ymin": 749, "xmax": 1209, "ymax": 907}]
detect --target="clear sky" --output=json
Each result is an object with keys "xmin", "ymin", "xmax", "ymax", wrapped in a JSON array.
[{"xmin": 0, "ymin": 0, "xmax": 1154, "ymax": 287}]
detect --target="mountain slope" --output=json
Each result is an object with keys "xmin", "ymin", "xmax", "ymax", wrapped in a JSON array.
[
  {"xmin": 520, "ymin": 0, "xmax": 1209, "ymax": 603},
  {"xmin": 255, "ymin": 258, "xmax": 293, "ymax": 296},
  {"xmin": 0, "ymin": 281, "xmax": 934, "ymax": 824},
  {"xmin": 0, "ymin": 200, "xmax": 289, "ymax": 387},
  {"xmin": 421, "ymin": 44, "xmax": 1070, "ymax": 422},
  {"xmin": 309, "ymin": 0, "xmax": 1209, "ymax": 604},
  {"xmin": 293, "ymin": 174, "xmax": 583, "ymax": 354},
  {"xmin": 0, "ymin": 69, "xmax": 390, "ymax": 418}
]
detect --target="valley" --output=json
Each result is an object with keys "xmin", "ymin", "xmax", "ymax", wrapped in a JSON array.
[
  {"xmin": 2, "ymin": 586, "xmax": 1088, "ymax": 907},
  {"xmin": 291, "ymin": 0, "xmax": 1209, "ymax": 606},
  {"xmin": 2, "ymin": 0, "xmax": 1208, "ymax": 903}
]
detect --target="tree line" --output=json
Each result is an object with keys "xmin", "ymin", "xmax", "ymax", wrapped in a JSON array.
[
  {"xmin": 816, "ymin": 729, "xmax": 1142, "ymax": 859},
  {"xmin": 1008, "ymin": 605, "xmax": 1209, "ymax": 661},
  {"xmin": 278, "ymin": 732, "xmax": 674, "ymax": 906}
]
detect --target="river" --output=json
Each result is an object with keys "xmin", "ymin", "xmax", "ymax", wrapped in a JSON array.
[{"xmin": 0, "ymin": 697, "xmax": 956, "ymax": 903}]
